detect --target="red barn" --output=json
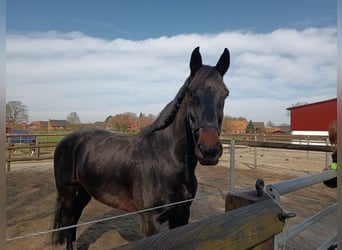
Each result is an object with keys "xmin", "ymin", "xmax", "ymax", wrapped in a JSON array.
[{"xmin": 286, "ymin": 98, "xmax": 337, "ymax": 135}]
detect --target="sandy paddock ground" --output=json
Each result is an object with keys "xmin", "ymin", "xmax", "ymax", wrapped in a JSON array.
[{"xmin": 5, "ymin": 146, "xmax": 337, "ymax": 249}]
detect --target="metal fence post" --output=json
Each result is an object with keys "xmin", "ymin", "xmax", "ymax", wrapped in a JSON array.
[
  {"xmin": 325, "ymin": 137, "xmax": 329, "ymax": 168},
  {"xmin": 230, "ymin": 138, "xmax": 235, "ymax": 192},
  {"xmin": 254, "ymin": 135, "xmax": 257, "ymax": 168}
]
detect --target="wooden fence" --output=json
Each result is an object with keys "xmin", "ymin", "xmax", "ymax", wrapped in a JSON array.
[{"xmin": 5, "ymin": 133, "xmax": 65, "ymax": 171}]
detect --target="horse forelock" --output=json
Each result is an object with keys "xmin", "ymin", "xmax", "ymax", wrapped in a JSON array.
[{"xmin": 188, "ymin": 66, "xmax": 220, "ymax": 89}]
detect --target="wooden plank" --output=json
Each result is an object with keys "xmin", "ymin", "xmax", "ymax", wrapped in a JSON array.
[
  {"xmin": 225, "ymin": 188, "xmax": 269, "ymax": 212},
  {"xmin": 6, "ymin": 155, "xmax": 54, "ymax": 162},
  {"xmin": 116, "ymin": 199, "xmax": 285, "ymax": 250},
  {"xmin": 221, "ymin": 139, "xmax": 332, "ymax": 152},
  {"xmin": 225, "ymin": 188, "xmax": 274, "ymax": 250},
  {"xmin": 6, "ymin": 143, "xmax": 58, "ymax": 150}
]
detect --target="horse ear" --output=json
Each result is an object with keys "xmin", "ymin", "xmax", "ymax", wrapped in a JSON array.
[
  {"xmin": 216, "ymin": 48, "xmax": 230, "ymax": 76},
  {"xmin": 190, "ymin": 46, "xmax": 202, "ymax": 76}
]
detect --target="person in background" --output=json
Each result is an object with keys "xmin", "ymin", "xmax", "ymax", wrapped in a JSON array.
[{"xmin": 323, "ymin": 120, "xmax": 337, "ymax": 188}]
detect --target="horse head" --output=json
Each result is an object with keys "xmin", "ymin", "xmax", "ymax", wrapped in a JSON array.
[{"xmin": 187, "ymin": 47, "xmax": 230, "ymax": 165}]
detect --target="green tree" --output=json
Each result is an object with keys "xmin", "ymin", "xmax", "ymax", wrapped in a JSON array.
[
  {"xmin": 266, "ymin": 120, "xmax": 274, "ymax": 127},
  {"xmin": 246, "ymin": 120, "xmax": 255, "ymax": 134},
  {"xmin": 67, "ymin": 112, "xmax": 81, "ymax": 124}
]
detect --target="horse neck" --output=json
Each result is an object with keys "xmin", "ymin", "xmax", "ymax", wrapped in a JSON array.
[{"xmin": 169, "ymin": 98, "xmax": 197, "ymax": 162}]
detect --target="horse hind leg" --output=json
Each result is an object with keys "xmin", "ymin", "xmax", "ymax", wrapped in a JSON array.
[
  {"xmin": 51, "ymin": 189, "xmax": 75, "ymax": 249},
  {"xmin": 52, "ymin": 185, "xmax": 91, "ymax": 250},
  {"xmin": 71, "ymin": 187, "xmax": 91, "ymax": 244}
]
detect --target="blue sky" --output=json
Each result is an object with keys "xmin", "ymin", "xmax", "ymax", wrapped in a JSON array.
[{"xmin": 6, "ymin": 1, "xmax": 337, "ymax": 124}]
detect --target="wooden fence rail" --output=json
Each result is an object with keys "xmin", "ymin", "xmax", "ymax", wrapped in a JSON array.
[
  {"xmin": 221, "ymin": 139, "xmax": 332, "ymax": 152},
  {"xmin": 116, "ymin": 199, "xmax": 285, "ymax": 250},
  {"xmin": 5, "ymin": 142, "xmax": 57, "ymax": 171}
]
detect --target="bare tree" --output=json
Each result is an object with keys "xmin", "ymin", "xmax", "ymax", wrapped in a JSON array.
[
  {"xmin": 6, "ymin": 101, "xmax": 29, "ymax": 125},
  {"xmin": 67, "ymin": 112, "xmax": 81, "ymax": 124},
  {"xmin": 266, "ymin": 120, "xmax": 274, "ymax": 127}
]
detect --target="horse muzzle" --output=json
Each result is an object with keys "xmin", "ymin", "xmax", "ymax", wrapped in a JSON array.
[{"xmin": 194, "ymin": 127, "xmax": 223, "ymax": 165}]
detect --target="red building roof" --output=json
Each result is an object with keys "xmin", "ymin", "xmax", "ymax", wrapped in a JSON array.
[{"xmin": 287, "ymin": 98, "xmax": 337, "ymax": 131}]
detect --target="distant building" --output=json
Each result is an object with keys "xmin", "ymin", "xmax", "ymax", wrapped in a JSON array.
[
  {"xmin": 287, "ymin": 98, "xmax": 336, "ymax": 136},
  {"xmin": 265, "ymin": 127, "xmax": 283, "ymax": 134},
  {"xmin": 253, "ymin": 122, "xmax": 265, "ymax": 133},
  {"xmin": 277, "ymin": 124, "xmax": 291, "ymax": 134},
  {"xmin": 48, "ymin": 119, "xmax": 69, "ymax": 131},
  {"xmin": 29, "ymin": 121, "xmax": 48, "ymax": 130},
  {"xmin": 226, "ymin": 120, "xmax": 247, "ymax": 134}
]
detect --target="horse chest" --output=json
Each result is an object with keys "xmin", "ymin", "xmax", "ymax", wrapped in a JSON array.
[{"xmin": 140, "ymin": 166, "xmax": 196, "ymax": 202}]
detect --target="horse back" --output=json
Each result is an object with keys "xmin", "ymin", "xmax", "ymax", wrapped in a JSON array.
[{"xmin": 54, "ymin": 128, "xmax": 140, "ymax": 210}]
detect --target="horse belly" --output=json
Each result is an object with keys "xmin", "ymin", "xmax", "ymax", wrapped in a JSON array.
[{"xmin": 94, "ymin": 191, "xmax": 137, "ymax": 212}]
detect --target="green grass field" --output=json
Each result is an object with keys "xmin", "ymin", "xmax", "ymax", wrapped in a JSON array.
[{"xmin": 37, "ymin": 134, "xmax": 66, "ymax": 143}]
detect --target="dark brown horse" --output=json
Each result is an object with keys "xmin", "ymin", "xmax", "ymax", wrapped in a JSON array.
[{"xmin": 52, "ymin": 47, "xmax": 230, "ymax": 249}]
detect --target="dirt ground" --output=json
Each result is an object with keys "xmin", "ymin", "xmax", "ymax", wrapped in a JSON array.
[{"xmin": 5, "ymin": 147, "xmax": 337, "ymax": 250}]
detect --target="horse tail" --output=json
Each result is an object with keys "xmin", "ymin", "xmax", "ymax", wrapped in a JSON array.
[
  {"xmin": 51, "ymin": 193, "xmax": 68, "ymax": 245},
  {"xmin": 51, "ymin": 131, "xmax": 91, "ymax": 247},
  {"xmin": 51, "ymin": 134, "xmax": 77, "ymax": 246}
]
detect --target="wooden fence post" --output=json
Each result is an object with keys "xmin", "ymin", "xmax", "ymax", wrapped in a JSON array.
[
  {"xmin": 225, "ymin": 187, "xmax": 277, "ymax": 249},
  {"xmin": 6, "ymin": 144, "xmax": 11, "ymax": 172}
]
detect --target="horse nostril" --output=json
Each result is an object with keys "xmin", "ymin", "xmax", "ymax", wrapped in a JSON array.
[{"xmin": 198, "ymin": 143, "xmax": 219, "ymax": 156}]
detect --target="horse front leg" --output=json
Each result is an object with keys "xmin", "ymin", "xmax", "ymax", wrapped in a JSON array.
[
  {"xmin": 140, "ymin": 212, "xmax": 160, "ymax": 237},
  {"xmin": 168, "ymin": 205, "xmax": 191, "ymax": 229},
  {"xmin": 66, "ymin": 236, "xmax": 76, "ymax": 250},
  {"xmin": 168, "ymin": 184, "xmax": 193, "ymax": 229}
]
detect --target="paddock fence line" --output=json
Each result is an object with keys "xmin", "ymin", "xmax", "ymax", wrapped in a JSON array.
[
  {"xmin": 222, "ymin": 133, "xmax": 329, "ymax": 145},
  {"xmin": 5, "ymin": 133, "xmax": 330, "ymax": 172},
  {"xmin": 224, "ymin": 138, "xmax": 332, "ymax": 192},
  {"xmin": 227, "ymin": 138, "xmax": 337, "ymax": 249},
  {"xmin": 5, "ymin": 133, "xmax": 67, "ymax": 171},
  {"xmin": 267, "ymin": 172, "xmax": 337, "ymax": 249}
]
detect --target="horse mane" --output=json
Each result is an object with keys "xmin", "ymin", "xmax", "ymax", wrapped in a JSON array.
[
  {"xmin": 140, "ymin": 66, "xmax": 216, "ymax": 136},
  {"xmin": 140, "ymin": 76, "xmax": 192, "ymax": 136}
]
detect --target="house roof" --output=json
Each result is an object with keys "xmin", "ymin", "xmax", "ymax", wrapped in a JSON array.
[
  {"xmin": 252, "ymin": 122, "xmax": 265, "ymax": 129},
  {"xmin": 287, "ymin": 97, "xmax": 336, "ymax": 132},
  {"xmin": 31, "ymin": 121, "xmax": 48, "ymax": 126},
  {"xmin": 286, "ymin": 98, "xmax": 336, "ymax": 110},
  {"xmin": 49, "ymin": 119, "xmax": 69, "ymax": 127}
]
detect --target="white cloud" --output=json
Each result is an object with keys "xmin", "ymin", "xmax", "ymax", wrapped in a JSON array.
[{"xmin": 6, "ymin": 27, "xmax": 336, "ymax": 124}]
